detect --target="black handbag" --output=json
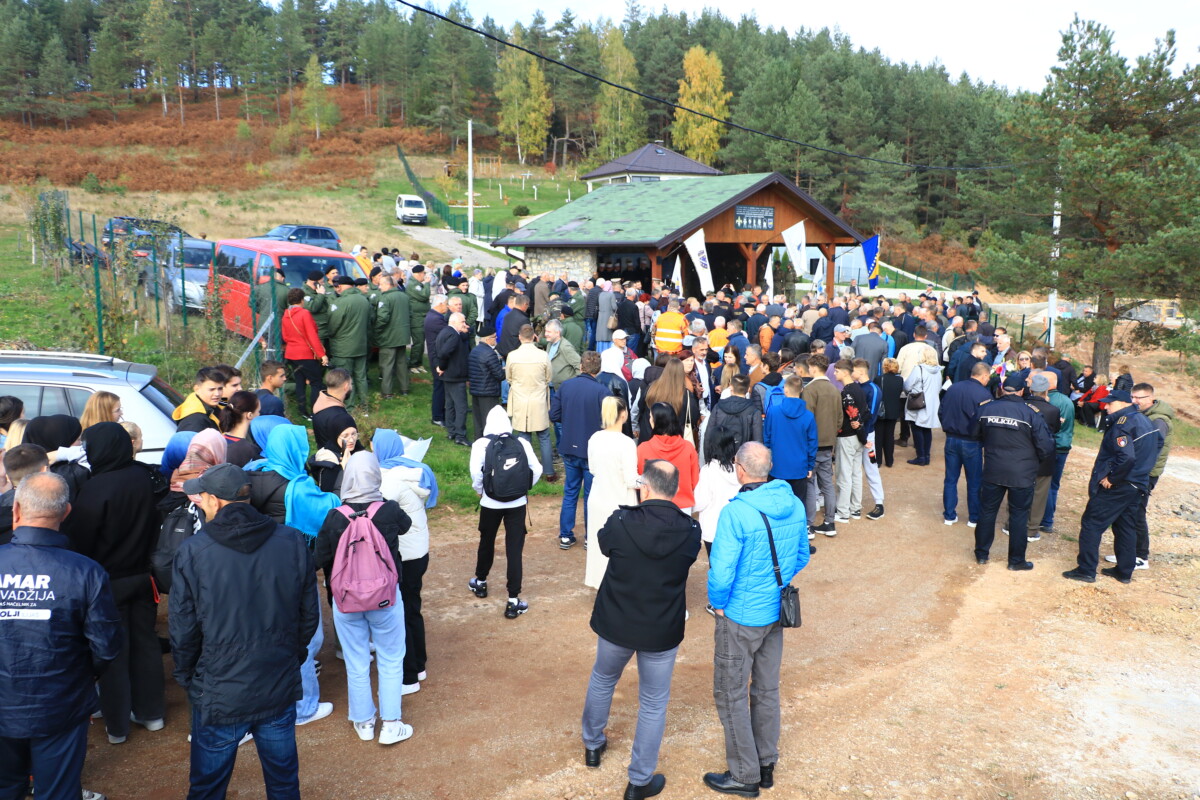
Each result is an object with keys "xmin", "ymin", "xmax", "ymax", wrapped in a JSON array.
[
  {"xmin": 760, "ymin": 512, "xmax": 802, "ymax": 628},
  {"xmin": 905, "ymin": 390, "xmax": 926, "ymax": 411}
]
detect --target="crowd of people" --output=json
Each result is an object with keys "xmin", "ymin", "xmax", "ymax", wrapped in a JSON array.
[{"xmin": 0, "ymin": 259, "xmax": 1178, "ymax": 800}]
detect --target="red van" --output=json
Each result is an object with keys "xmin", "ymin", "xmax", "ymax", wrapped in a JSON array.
[{"xmin": 212, "ymin": 239, "xmax": 367, "ymax": 338}]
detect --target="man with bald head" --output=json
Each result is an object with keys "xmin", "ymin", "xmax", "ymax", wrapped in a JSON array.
[{"xmin": 435, "ymin": 311, "xmax": 472, "ymax": 445}]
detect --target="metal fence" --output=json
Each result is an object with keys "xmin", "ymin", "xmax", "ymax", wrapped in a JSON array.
[
  {"xmin": 395, "ymin": 146, "xmax": 515, "ymax": 244},
  {"xmin": 886, "ymin": 253, "xmax": 976, "ymax": 293}
]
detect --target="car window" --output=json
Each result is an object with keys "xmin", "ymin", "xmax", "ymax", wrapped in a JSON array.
[
  {"xmin": 315, "ymin": 229, "xmax": 336, "ymax": 240},
  {"xmin": 39, "ymin": 387, "xmax": 71, "ymax": 416},
  {"xmin": 0, "ymin": 384, "xmax": 42, "ymax": 417},
  {"xmin": 215, "ymin": 246, "xmax": 255, "ymax": 280},
  {"xmin": 66, "ymin": 388, "xmax": 93, "ymax": 416},
  {"xmin": 141, "ymin": 377, "xmax": 183, "ymax": 417},
  {"xmin": 266, "ymin": 226, "xmax": 292, "ymax": 238},
  {"xmin": 277, "ymin": 255, "xmax": 351, "ymax": 286},
  {"xmin": 404, "ymin": 200, "xmax": 425, "ymax": 208},
  {"xmin": 256, "ymin": 252, "xmax": 276, "ymax": 280}
]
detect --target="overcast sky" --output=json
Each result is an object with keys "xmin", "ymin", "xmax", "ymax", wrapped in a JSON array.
[{"xmin": 458, "ymin": 0, "xmax": 1200, "ymax": 92}]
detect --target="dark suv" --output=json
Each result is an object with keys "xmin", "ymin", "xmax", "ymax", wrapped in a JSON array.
[
  {"xmin": 101, "ymin": 217, "xmax": 189, "ymax": 247},
  {"xmin": 260, "ymin": 225, "xmax": 343, "ymax": 250}
]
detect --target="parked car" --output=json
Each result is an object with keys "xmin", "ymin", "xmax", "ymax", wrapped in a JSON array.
[
  {"xmin": 259, "ymin": 224, "xmax": 343, "ymax": 250},
  {"xmin": 211, "ymin": 238, "xmax": 365, "ymax": 338},
  {"xmin": 0, "ymin": 350, "xmax": 184, "ymax": 466},
  {"xmin": 63, "ymin": 236, "xmax": 109, "ymax": 268},
  {"xmin": 144, "ymin": 237, "xmax": 215, "ymax": 312},
  {"xmin": 101, "ymin": 217, "xmax": 189, "ymax": 247},
  {"xmin": 395, "ymin": 194, "xmax": 428, "ymax": 224}
]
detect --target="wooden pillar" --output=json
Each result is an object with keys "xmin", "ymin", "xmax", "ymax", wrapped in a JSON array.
[
  {"xmin": 819, "ymin": 243, "xmax": 836, "ymax": 301},
  {"xmin": 737, "ymin": 242, "xmax": 757, "ymax": 288},
  {"xmin": 647, "ymin": 248, "xmax": 662, "ymax": 282}
]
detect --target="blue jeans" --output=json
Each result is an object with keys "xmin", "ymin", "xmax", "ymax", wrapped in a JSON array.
[
  {"xmin": 942, "ymin": 436, "xmax": 983, "ymax": 522},
  {"xmin": 596, "ymin": 341, "xmax": 612, "ymax": 353},
  {"xmin": 0, "ymin": 718, "xmax": 88, "ymax": 800},
  {"xmin": 627, "ymin": 334, "xmax": 641, "ymax": 356},
  {"xmin": 559, "ymin": 454, "xmax": 593, "ymax": 540},
  {"xmin": 1040, "ymin": 450, "xmax": 1070, "ymax": 528},
  {"xmin": 582, "ymin": 638, "xmax": 678, "ymax": 787},
  {"xmin": 296, "ymin": 585, "xmax": 323, "ymax": 721},
  {"xmin": 518, "ymin": 428, "xmax": 555, "ymax": 477},
  {"xmin": 586, "ymin": 318, "xmax": 596, "ymax": 350},
  {"xmin": 549, "ymin": 387, "xmax": 563, "ymax": 453},
  {"xmin": 333, "ymin": 597, "xmax": 406, "ymax": 723},
  {"xmin": 188, "ymin": 705, "xmax": 299, "ymax": 800}
]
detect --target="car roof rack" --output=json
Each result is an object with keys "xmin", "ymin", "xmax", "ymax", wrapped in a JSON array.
[{"xmin": 0, "ymin": 350, "xmax": 123, "ymax": 364}]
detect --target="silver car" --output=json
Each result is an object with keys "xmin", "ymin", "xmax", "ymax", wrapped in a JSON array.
[{"xmin": 0, "ymin": 351, "xmax": 185, "ymax": 465}]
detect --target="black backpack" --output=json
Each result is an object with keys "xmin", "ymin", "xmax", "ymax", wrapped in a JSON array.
[
  {"xmin": 482, "ymin": 433, "xmax": 532, "ymax": 502},
  {"xmin": 151, "ymin": 502, "xmax": 202, "ymax": 594}
]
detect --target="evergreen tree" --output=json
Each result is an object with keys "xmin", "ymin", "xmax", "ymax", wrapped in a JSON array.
[
  {"xmin": 853, "ymin": 143, "xmax": 919, "ymax": 236},
  {"xmin": 979, "ymin": 17, "xmax": 1200, "ymax": 374},
  {"xmin": 90, "ymin": 15, "xmax": 126, "ymax": 118},
  {"xmin": 595, "ymin": 23, "xmax": 646, "ymax": 161},
  {"xmin": 300, "ymin": 53, "xmax": 339, "ymax": 138},
  {"xmin": 37, "ymin": 32, "xmax": 80, "ymax": 128},
  {"xmin": 671, "ymin": 45, "xmax": 731, "ymax": 165}
]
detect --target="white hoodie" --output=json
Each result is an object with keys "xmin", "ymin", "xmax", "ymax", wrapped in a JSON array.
[
  {"xmin": 380, "ymin": 464, "xmax": 431, "ymax": 561},
  {"xmin": 470, "ymin": 405, "xmax": 541, "ymax": 509}
]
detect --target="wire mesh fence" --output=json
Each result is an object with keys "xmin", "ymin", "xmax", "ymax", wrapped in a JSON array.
[{"xmin": 395, "ymin": 145, "xmax": 515, "ymax": 244}]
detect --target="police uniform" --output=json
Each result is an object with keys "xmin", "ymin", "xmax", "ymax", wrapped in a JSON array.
[{"xmin": 1068, "ymin": 398, "xmax": 1163, "ymax": 581}]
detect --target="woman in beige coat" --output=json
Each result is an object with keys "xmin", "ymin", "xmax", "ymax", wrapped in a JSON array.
[
  {"xmin": 584, "ymin": 396, "xmax": 638, "ymax": 589},
  {"xmin": 505, "ymin": 324, "xmax": 556, "ymax": 479}
]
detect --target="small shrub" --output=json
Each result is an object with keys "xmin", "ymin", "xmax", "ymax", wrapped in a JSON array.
[
  {"xmin": 81, "ymin": 172, "xmax": 103, "ymax": 193},
  {"xmin": 513, "ymin": 204, "xmax": 530, "ymax": 217}
]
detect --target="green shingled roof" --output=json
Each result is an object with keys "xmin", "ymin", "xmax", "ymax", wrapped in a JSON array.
[{"xmin": 495, "ymin": 172, "xmax": 860, "ymax": 249}]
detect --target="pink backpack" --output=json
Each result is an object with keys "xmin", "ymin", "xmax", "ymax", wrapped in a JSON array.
[{"xmin": 329, "ymin": 502, "xmax": 398, "ymax": 613}]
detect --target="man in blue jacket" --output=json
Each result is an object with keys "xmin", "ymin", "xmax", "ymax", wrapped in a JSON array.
[
  {"xmin": 0, "ymin": 472, "xmax": 121, "ymax": 800},
  {"xmin": 551, "ymin": 351, "xmax": 612, "ymax": 548},
  {"xmin": 938, "ymin": 362, "xmax": 994, "ymax": 526},
  {"xmin": 1064, "ymin": 390, "xmax": 1163, "ymax": 584},
  {"xmin": 705, "ymin": 442, "xmax": 809, "ymax": 797},
  {"xmin": 762, "ymin": 374, "xmax": 817, "ymax": 504}
]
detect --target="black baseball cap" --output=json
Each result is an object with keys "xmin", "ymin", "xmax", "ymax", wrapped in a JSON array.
[
  {"xmin": 182, "ymin": 463, "xmax": 250, "ymax": 501},
  {"xmin": 1002, "ymin": 373, "xmax": 1025, "ymax": 392},
  {"xmin": 306, "ymin": 270, "xmax": 324, "ymax": 282}
]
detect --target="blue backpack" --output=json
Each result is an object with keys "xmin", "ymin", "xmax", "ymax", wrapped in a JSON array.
[{"xmin": 757, "ymin": 381, "xmax": 788, "ymax": 418}]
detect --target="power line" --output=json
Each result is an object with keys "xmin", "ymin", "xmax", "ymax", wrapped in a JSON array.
[{"xmin": 392, "ymin": 0, "xmax": 1036, "ymax": 173}]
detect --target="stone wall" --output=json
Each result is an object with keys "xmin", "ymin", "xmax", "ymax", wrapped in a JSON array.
[{"xmin": 525, "ymin": 247, "xmax": 596, "ymax": 285}]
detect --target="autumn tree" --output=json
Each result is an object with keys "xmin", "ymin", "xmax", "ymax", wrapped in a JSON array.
[
  {"xmin": 595, "ymin": 23, "xmax": 647, "ymax": 160},
  {"xmin": 979, "ymin": 17, "xmax": 1200, "ymax": 374},
  {"xmin": 496, "ymin": 33, "xmax": 554, "ymax": 164},
  {"xmin": 140, "ymin": 0, "xmax": 186, "ymax": 119},
  {"xmin": 671, "ymin": 45, "xmax": 731, "ymax": 165},
  {"xmin": 300, "ymin": 53, "xmax": 340, "ymax": 139}
]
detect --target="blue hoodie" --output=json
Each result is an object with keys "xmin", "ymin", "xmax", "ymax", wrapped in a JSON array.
[
  {"xmin": 708, "ymin": 480, "xmax": 809, "ymax": 626},
  {"xmin": 763, "ymin": 396, "xmax": 818, "ymax": 480}
]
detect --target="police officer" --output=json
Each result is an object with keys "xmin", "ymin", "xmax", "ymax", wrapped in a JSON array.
[
  {"xmin": 327, "ymin": 275, "xmax": 372, "ymax": 410},
  {"xmin": 406, "ymin": 265, "xmax": 432, "ymax": 373},
  {"xmin": 251, "ymin": 266, "xmax": 290, "ymax": 356},
  {"xmin": 0, "ymin": 472, "xmax": 121, "ymax": 800},
  {"xmin": 1064, "ymin": 389, "xmax": 1163, "ymax": 584},
  {"xmin": 972, "ymin": 373, "xmax": 1054, "ymax": 569},
  {"xmin": 302, "ymin": 269, "xmax": 332, "ymax": 351}
]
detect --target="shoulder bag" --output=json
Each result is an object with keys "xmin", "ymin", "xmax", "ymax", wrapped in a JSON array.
[{"xmin": 760, "ymin": 511, "xmax": 802, "ymax": 628}]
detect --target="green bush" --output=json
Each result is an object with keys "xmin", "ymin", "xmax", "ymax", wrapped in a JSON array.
[
  {"xmin": 80, "ymin": 173, "xmax": 103, "ymax": 194},
  {"xmin": 512, "ymin": 204, "xmax": 530, "ymax": 217}
]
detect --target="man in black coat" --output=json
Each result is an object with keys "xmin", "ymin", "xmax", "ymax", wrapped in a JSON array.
[
  {"xmin": 580, "ymin": 459, "xmax": 701, "ymax": 800},
  {"xmin": 704, "ymin": 374, "xmax": 762, "ymax": 454},
  {"xmin": 171, "ymin": 464, "xmax": 320, "ymax": 796},
  {"xmin": 498, "ymin": 294, "xmax": 532, "ymax": 360},
  {"xmin": 436, "ymin": 312, "xmax": 472, "ymax": 446},
  {"xmin": 425, "ymin": 295, "xmax": 450, "ymax": 426},
  {"xmin": 469, "ymin": 329, "xmax": 505, "ymax": 443},
  {"xmin": 617, "ymin": 288, "xmax": 643, "ymax": 354}
]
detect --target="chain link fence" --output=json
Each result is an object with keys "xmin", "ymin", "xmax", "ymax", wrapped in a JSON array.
[{"xmin": 395, "ymin": 146, "xmax": 515, "ymax": 244}]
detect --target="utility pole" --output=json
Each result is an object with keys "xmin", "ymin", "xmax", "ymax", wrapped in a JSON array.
[
  {"xmin": 1049, "ymin": 194, "xmax": 1061, "ymax": 347},
  {"xmin": 467, "ymin": 118, "xmax": 475, "ymax": 240}
]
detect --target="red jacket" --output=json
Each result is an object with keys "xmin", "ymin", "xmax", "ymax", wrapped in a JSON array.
[
  {"xmin": 1080, "ymin": 384, "xmax": 1109, "ymax": 406},
  {"xmin": 282, "ymin": 306, "xmax": 325, "ymax": 360},
  {"xmin": 637, "ymin": 434, "xmax": 700, "ymax": 510}
]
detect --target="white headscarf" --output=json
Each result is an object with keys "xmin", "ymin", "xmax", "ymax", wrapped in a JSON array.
[{"xmin": 600, "ymin": 347, "xmax": 625, "ymax": 377}]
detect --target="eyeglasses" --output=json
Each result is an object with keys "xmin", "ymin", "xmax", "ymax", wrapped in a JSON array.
[{"xmin": 1018, "ymin": 357, "xmax": 1031, "ymax": 362}]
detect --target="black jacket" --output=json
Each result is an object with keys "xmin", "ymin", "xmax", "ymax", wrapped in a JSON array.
[
  {"xmin": 314, "ymin": 500, "xmax": 411, "ymax": 605},
  {"xmin": 424, "ymin": 310, "xmax": 448, "ymax": 368},
  {"xmin": 974, "ymin": 395, "xmax": 1054, "ymax": 488},
  {"xmin": 0, "ymin": 526, "xmax": 122, "ymax": 738},
  {"xmin": 469, "ymin": 341, "xmax": 504, "ymax": 397},
  {"xmin": 875, "ymin": 373, "xmax": 905, "ymax": 420},
  {"xmin": 617, "ymin": 298, "xmax": 641, "ymax": 337},
  {"xmin": 0, "ymin": 489, "xmax": 13, "ymax": 545},
  {"xmin": 435, "ymin": 326, "xmax": 470, "ymax": 382},
  {"xmin": 50, "ymin": 460, "xmax": 90, "ymax": 503},
  {"xmin": 1026, "ymin": 396, "xmax": 1062, "ymax": 476},
  {"xmin": 585, "ymin": 285, "xmax": 602, "ymax": 319},
  {"xmin": 938, "ymin": 379, "xmax": 993, "ymax": 439},
  {"xmin": 498, "ymin": 309, "xmax": 531, "ymax": 359},
  {"xmin": 590, "ymin": 499, "xmax": 701, "ymax": 652},
  {"xmin": 169, "ymin": 502, "xmax": 319, "ymax": 726},
  {"xmin": 248, "ymin": 469, "xmax": 290, "ymax": 524},
  {"xmin": 1091, "ymin": 406, "xmax": 1161, "ymax": 493},
  {"xmin": 705, "ymin": 395, "xmax": 762, "ymax": 454},
  {"xmin": 838, "ymin": 381, "xmax": 869, "ymax": 443}
]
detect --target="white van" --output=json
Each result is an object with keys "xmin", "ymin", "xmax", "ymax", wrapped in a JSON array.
[{"xmin": 395, "ymin": 194, "xmax": 428, "ymax": 225}]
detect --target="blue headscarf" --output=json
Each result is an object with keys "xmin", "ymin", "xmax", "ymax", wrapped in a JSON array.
[
  {"xmin": 250, "ymin": 414, "xmax": 290, "ymax": 452},
  {"xmin": 246, "ymin": 424, "xmax": 339, "ymax": 537},
  {"xmin": 372, "ymin": 429, "xmax": 439, "ymax": 509},
  {"xmin": 161, "ymin": 431, "xmax": 197, "ymax": 478}
]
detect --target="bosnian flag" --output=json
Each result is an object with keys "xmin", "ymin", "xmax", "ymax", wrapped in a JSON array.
[{"xmin": 863, "ymin": 235, "xmax": 881, "ymax": 290}]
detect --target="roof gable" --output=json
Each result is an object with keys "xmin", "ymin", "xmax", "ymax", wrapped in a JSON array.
[
  {"xmin": 580, "ymin": 143, "xmax": 723, "ymax": 180},
  {"xmin": 495, "ymin": 172, "xmax": 862, "ymax": 249}
]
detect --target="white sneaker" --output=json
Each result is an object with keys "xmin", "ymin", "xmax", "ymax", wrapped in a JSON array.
[
  {"xmin": 944, "ymin": 517, "xmax": 957, "ymax": 526},
  {"xmin": 353, "ymin": 718, "xmax": 376, "ymax": 741},
  {"xmin": 83, "ymin": 791, "xmax": 108, "ymax": 800},
  {"xmin": 967, "ymin": 521, "xmax": 977, "ymax": 529},
  {"xmin": 401, "ymin": 682, "xmax": 421, "ymax": 696},
  {"xmin": 1107, "ymin": 555, "xmax": 1150, "ymax": 570},
  {"xmin": 296, "ymin": 702, "xmax": 334, "ymax": 726},
  {"xmin": 130, "ymin": 713, "xmax": 164, "ymax": 732},
  {"xmin": 417, "ymin": 670, "xmax": 427, "ymax": 681},
  {"xmin": 834, "ymin": 515, "xmax": 850, "ymax": 524},
  {"xmin": 378, "ymin": 720, "xmax": 413, "ymax": 745},
  {"xmin": 1002, "ymin": 528, "xmax": 1010, "ymax": 536}
]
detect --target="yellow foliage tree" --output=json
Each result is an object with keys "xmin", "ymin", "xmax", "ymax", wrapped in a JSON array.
[
  {"xmin": 497, "ymin": 39, "xmax": 554, "ymax": 165},
  {"xmin": 672, "ymin": 46, "xmax": 732, "ymax": 166}
]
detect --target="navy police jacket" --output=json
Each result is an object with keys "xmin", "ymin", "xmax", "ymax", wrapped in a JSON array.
[
  {"xmin": 973, "ymin": 395, "xmax": 1054, "ymax": 488},
  {"xmin": 1091, "ymin": 406, "xmax": 1162, "ymax": 494},
  {"xmin": 0, "ymin": 526, "xmax": 122, "ymax": 738}
]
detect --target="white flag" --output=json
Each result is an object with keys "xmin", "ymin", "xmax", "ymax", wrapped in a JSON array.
[
  {"xmin": 765, "ymin": 251, "xmax": 775, "ymax": 299},
  {"xmin": 683, "ymin": 228, "xmax": 715, "ymax": 294},
  {"xmin": 781, "ymin": 220, "xmax": 807, "ymax": 292},
  {"xmin": 669, "ymin": 254, "xmax": 682, "ymax": 290}
]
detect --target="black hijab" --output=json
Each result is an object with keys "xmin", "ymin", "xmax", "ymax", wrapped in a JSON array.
[
  {"xmin": 83, "ymin": 421, "xmax": 135, "ymax": 476},
  {"xmin": 25, "ymin": 415, "xmax": 83, "ymax": 450}
]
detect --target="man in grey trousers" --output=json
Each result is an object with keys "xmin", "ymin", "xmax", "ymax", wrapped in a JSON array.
[{"xmin": 581, "ymin": 459, "xmax": 701, "ymax": 800}]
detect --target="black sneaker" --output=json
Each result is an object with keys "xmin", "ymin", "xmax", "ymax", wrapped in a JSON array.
[
  {"xmin": 468, "ymin": 578, "xmax": 487, "ymax": 598},
  {"xmin": 559, "ymin": 536, "xmax": 576, "ymax": 550},
  {"xmin": 432, "ymin": 420, "xmax": 446, "ymax": 427},
  {"xmin": 1039, "ymin": 525, "xmax": 1055, "ymax": 534},
  {"xmin": 1062, "ymin": 568, "xmax": 1096, "ymax": 583},
  {"xmin": 1100, "ymin": 566, "xmax": 1132, "ymax": 584},
  {"xmin": 816, "ymin": 521, "xmax": 837, "ymax": 537},
  {"xmin": 867, "ymin": 505, "xmax": 885, "ymax": 521},
  {"xmin": 504, "ymin": 599, "xmax": 528, "ymax": 619},
  {"xmin": 849, "ymin": 510, "xmax": 862, "ymax": 520}
]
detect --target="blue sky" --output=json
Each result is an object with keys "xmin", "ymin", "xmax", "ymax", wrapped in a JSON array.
[{"xmin": 455, "ymin": 0, "xmax": 1199, "ymax": 92}]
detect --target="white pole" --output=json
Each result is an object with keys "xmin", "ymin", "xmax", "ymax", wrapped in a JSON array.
[
  {"xmin": 467, "ymin": 118, "xmax": 475, "ymax": 240},
  {"xmin": 1049, "ymin": 195, "xmax": 1061, "ymax": 347}
]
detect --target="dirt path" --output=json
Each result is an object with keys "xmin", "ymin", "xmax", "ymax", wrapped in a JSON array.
[
  {"xmin": 393, "ymin": 222, "xmax": 513, "ymax": 272},
  {"xmin": 83, "ymin": 432, "xmax": 1200, "ymax": 800}
]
